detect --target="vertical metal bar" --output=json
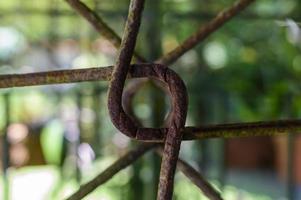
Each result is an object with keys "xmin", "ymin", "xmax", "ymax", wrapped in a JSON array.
[{"xmin": 2, "ymin": 92, "xmax": 10, "ymax": 200}]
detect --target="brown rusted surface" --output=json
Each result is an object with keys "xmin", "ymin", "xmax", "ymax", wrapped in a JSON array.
[
  {"xmin": 122, "ymin": 85, "xmax": 223, "ymax": 199},
  {"xmin": 107, "ymin": 0, "xmax": 187, "ymax": 199},
  {"xmin": 156, "ymin": 148, "xmax": 224, "ymax": 200},
  {"xmin": 124, "ymin": 64, "xmax": 188, "ymax": 199},
  {"xmin": 109, "ymin": 64, "xmax": 188, "ymax": 141},
  {"xmin": 0, "ymin": 68, "xmax": 301, "ymax": 140},
  {"xmin": 130, "ymin": 64, "xmax": 188, "ymax": 199},
  {"xmin": 183, "ymin": 119, "xmax": 301, "ymax": 140},
  {"xmin": 0, "ymin": 68, "xmax": 300, "ymax": 141},
  {"xmin": 2, "ymin": 0, "xmax": 297, "ymax": 199},
  {"xmin": 107, "ymin": 0, "xmax": 146, "ymax": 138},
  {"xmin": 0, "ymin": 67, "xmax": 113, "ymax": 88}
]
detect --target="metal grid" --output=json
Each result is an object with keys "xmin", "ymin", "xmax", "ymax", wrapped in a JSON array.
[{"xmin": 0, "ymin": 0, "xmax": 300, "ymax": 199}]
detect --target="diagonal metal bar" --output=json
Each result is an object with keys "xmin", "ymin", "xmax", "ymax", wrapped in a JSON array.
[
  {"xmin": 156, "ymin": 148, "xmax": 223, "ymax": 200},
  {"xmin": 177, "ymin": 158, "xmax": 223, "ymax": 200},
  {"xmin": 65, "ymin": 0, "xmax": 146, "ymax": 62},
  {"xmin": 156, "ymin": 0, "xmax": 256, "ymax": 66},
  {"xmin": 67, "ymin": 143, "xmax": 223, "ymax": 200},
  {"xmin": 66, "ymin": 143, "xmax": 158, "ymax": 200},
  {"xmin": 66, "ymin": 0, "xmax": 255, "ymax": 67}
]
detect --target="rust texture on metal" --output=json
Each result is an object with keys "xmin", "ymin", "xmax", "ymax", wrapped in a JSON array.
[
  {"xmin": 109, "ymin": 64, "xmax": 188, "ymax": 141},
  {"xmin": 156, "ymin": 148, "xmax": 223, "ymax": 200},
  {"xmin": 2, "ymin": 0, "xmax": 280, "ymax": 199},
  {"xmin": 106, "ymin": 0, "xmax": 187, "ymax": 199}
]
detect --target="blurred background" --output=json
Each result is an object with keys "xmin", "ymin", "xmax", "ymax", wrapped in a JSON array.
[{"xmin": 0, "ymin": 0, "xmax": 301, "ymax": 199}]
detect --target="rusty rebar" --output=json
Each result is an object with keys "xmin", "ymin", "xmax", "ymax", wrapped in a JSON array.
[
  {"xmin": 123, "ymin": 84, "xmax": 223, "ymax": 200},
  {"xmin": 66, "ymin": 143, "xmax": 158, "ymax": 200},
  {"xmin": 156, "ymin": 148, "xmax": 223, "ymax": 200},
  {"xmin": 0, "ymin": 68, "xmax": 299, "ymax": 139},
  {"xmin": 106, "ymin": 0, "xmax": 188, "ymax": 199},
  {"xmin": 107, "ymin": 0, "xmax": 146, "ymax": 139},
  {"xmin": 0, "ymin": 67, "xmax": 113, "ymax": 88},
  {"xmin": 156, "ymin": 0, "xmax": 255, "ymax": 65},
  {"xmin": 109, "ymin": 64, "xmax": 188, "ymax": 141},
  {"xmin": 65, "ymin": 0, "xmax": 146, "ymax": 62},
  {"xmin": 1, "ymin": 0, "xmax": 296, "ymax": 199}
]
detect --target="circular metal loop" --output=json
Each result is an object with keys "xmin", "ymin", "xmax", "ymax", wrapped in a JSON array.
[{"xmin": 108, "ymin": 63, "xmax": 188, "ymax": 142}]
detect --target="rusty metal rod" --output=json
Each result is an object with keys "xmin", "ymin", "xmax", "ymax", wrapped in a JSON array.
[
  {"xmin": 65, "ymin": 0, "xmax": 146, "ymax": 62},
  {"xmin": 156, "ymin": 0, "xmax": 256, "ymax": 65},
  {"xmin": 66, "ymin": 143, "xmax": 158, "ymax": 200},
  {"xmin": 156, "ymin": 148, "xmax": 224, "ymax": 200}
]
